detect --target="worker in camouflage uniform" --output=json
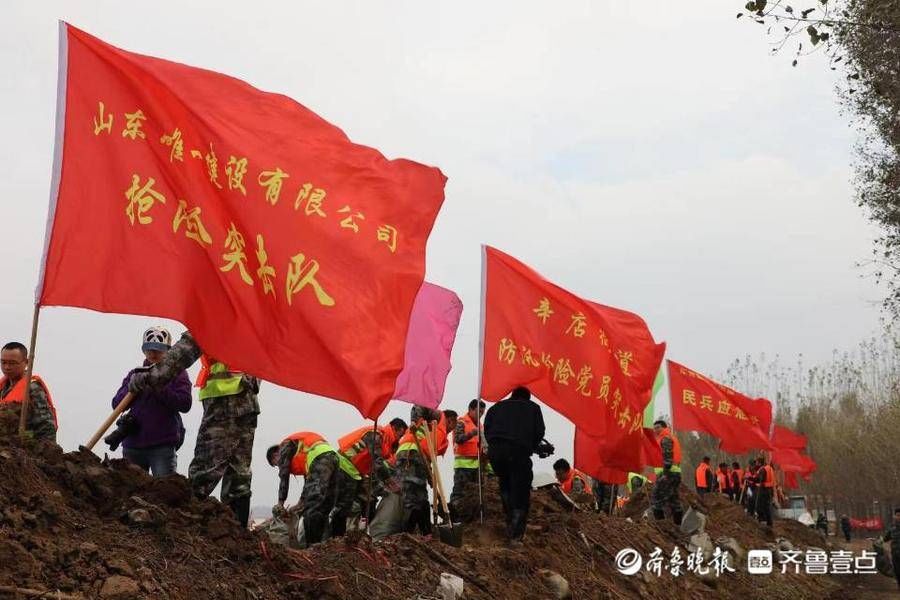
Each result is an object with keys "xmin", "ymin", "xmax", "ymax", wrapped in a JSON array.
[
  {"xmin": 449, "ymin": 399, "xmax": 486, "ymax": 522},
  {"xmin": 395, "ymin": 405, "xmax": 457, "ymax": 534},
  {"xmin": 0, "ymin": 341, "xmax": 57, "ymax": 441},
  {"xmin": 129, "ymin": 330, "xmax": 260, "ymax": 529},
  {"xmin": 651, "ymin": 419, "xmax": 684, "ymax": 525},
  {"xmin": 338, "ymin": 419, "xmax": 407, "ymax": 521},
  {"xmin": 592, "ymin": 479, "xmax": 615, "ymax": 513},
  {"xmin": 268, "ymin": 431, "xmax": 361, "ymax": 545}
]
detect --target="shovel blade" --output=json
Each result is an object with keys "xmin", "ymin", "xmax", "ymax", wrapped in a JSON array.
[{"xmin": 437, "ymin": 523, "xmax": 463, "ymax": 547}]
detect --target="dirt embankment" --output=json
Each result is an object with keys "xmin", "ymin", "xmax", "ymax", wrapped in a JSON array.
[{"xmin": 0, "ymin": 420, "xmax": 877, "ymax": 599}]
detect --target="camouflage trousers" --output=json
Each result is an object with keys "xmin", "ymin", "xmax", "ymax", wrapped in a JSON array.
[
  {"xmin": 593, "ymin": 481, "xmax": 614, "ymax": 514},
  {"xmin": 188, "ymin": 412, "xmax": 257, "ymax": 504},
  {"xmin": 331, "ymin": 466, "xmax": 360, "ymax": 538},
  {"xmin": 300, "ymin": 452, "xmax": 360, "ymax": 544},
  {"xmin": 651, "ymin": 472, "xmax": 682, "ymax": 518},
  {"xmin": 448, "ymin": 468, "xmax": 479, "ymax": 523},
  {"xmin": 395, "ymin": 449, "xmax": 432, "ymax": 534}
]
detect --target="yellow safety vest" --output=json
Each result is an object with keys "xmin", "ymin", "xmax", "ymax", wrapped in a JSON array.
[{"xmin": 198, "ymin": 362, "xmax": 244, "ymax": 401}]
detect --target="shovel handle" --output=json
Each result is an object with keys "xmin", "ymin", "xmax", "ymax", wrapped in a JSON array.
[
  {"xmin": 85, "ymin": 392, "xmax": 134, "ymax": 450},
  {"xmin": 424, "ymin": 422, "xmax": 451, "ymax": 516}
]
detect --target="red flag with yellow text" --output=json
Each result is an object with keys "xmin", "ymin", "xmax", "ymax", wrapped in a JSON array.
[
  {"xmin": 480, "ymin": 246, "xmax": 665, "ymax": 438},
  {"xmin": 667, "ymin": 360, "xmax": 773, "ymax": 454},
  {"xmin": 38, "ymin": 24, "xmax": 447, "ymax": 419}
]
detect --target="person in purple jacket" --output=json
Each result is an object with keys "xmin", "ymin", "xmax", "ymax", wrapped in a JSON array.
[{"xmin": 108, "ymin": 327, "xmax": 192, "ymax": 477}]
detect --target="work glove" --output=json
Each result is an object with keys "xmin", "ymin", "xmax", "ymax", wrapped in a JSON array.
[
  {"xmin": 272, "ymin": 503, "xmax": 287, "ymax": 519},
  {"xmin": 128, "ymin": 371, "xmax": 150, "ymax": 394}
]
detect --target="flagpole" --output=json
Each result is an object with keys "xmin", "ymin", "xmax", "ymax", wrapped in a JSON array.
[
  {"xmin": 24, "ymin": 24, "xmax": 67, "ymax": 438},
  {"xmin": 18, "ymin": 304, "xmax": 42, "ymax": 437},
  {"xmin": 475, "ymin": 245, "xmax": 488, "ymax": 524},
  {"xmin": 363, "ymin": 417, "xmax": 378, "ymax": 531}
]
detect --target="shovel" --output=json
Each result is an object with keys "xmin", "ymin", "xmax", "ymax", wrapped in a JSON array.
[{"xmin": 423, "ymin": 421, "xmax": 463, "ymax": 547}]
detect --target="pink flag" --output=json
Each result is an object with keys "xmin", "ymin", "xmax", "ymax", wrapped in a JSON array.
[{"xmin": 392, "ymin": 282, "xmax": 463, "ymax": 410}]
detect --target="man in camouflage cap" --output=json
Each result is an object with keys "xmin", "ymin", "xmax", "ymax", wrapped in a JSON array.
[{"xmin": 129, "ymin": 330, "xmax": 260, "ymax": 528}]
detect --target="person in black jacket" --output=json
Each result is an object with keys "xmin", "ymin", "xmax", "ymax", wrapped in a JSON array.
[{"xmin": 484, "ymin": 386, "xmax": 545, "ymax": 545}]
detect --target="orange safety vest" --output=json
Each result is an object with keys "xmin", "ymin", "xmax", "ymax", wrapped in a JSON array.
[
  {"xmin": 338, "ymin": 425, "xmax": 397, "ymax": 475},
  {"xmin": 657, "ymin": 428, "xmax": 682, "ymax": 466},
  {"xmin": 695, "ymin": 463, "xmax": 711, "ymax": 488},
  {"xmin": 735, "ymin": 468, "xmax": 744, "ymax": 482},
  {"xmin": 0, "ymin": 376, "xmax": 58, "ymax": 428},
  {"xmin": 761, "ymin": 464, "xmax": 775, "ymax": 488},
  {"xmin": 284, "ymin": 432, "xmax": 328, "ymax": 476},
  {"xmin": 560, "ymin": 469, "xmax": 591, "ymax": 494},
  {"xmin": 454, "ymin": 414, "xmax": 479, "ymax": 458},
  {"xmin": 716, "ymin": 470, "xmax": 728, "ymax": 491},
  {"xmin": 397, "ymin": 414, "xmax": 449, "ymax": 460}
]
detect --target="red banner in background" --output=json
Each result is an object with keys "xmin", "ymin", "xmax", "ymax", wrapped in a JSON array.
[
  {"xmin": 40, "ymin": 24, "xmax": 447, "ymax": 419},
  {"xmin": 772, "ymin": 448, "xmax": 816, "ymax": 476},
  {"xmin": 849, "ymin": 517, "xmax": 883, "ymax": 531},
  {"xmin": 574, "ymin": 425, "xmax": 662, "ymax": 479},
  {"xmin": 783, "ymin": 471, "xmax": 800, "ymax": 490},
  {"xmin": 667, "ymin": 360, "xmax": 773, "ymax": 454},
  {"xmin": 772, "ymin": 424, "xmax": 808, "ymax": 450},
  {"xmin": 480, "ymin": 246, "xmax": 665, "ymax": 439}
]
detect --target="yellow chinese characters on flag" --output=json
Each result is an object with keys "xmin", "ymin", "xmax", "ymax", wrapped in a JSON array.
[
  {"xmin": 479, "ymin": 246, "xmax": 666, "ymax": 438},
  {"xmin": 38, "ymin": 24, "xmax": 446, "ymax": 419}
]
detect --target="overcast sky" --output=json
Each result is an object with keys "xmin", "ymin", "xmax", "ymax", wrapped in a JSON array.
[{"xmin": 1, "ymin": 1, "xmax": 882, "ymax": 507}]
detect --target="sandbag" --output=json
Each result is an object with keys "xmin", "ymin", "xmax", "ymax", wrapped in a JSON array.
[{"xmin": 369, "ymin": 492, "xmax": 404, "ymax": 540}]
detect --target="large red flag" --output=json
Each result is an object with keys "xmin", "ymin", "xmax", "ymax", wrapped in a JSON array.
[
  {"xmin": 667, "ymin": 360, "xmax": 773, "ymax": 453},
  {"xmin": 747, "ymin": 397, "xmax": 774, "ymax": 438},
  {"xmin": 39, "ymin": 24, "xmax": 446, "ymax": 419},
  {"xmin": 772, "ymin": 424, "xmax": 808, "ymax": 450},
  {"xmin": 575, "ymin": 426, "xmax": 661, "ymax": 479},
  {"xmin": 641, "ymin": 427, "xmax": 663, "ymax": 468},
  {"xmin": 480, "ymin": 246, "xmax": 665, "ymax": 437}
]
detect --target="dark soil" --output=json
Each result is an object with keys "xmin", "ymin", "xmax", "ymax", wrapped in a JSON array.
[{"xmin": 0, "ymin": 411, "xmax": 850, "ymax": 599}]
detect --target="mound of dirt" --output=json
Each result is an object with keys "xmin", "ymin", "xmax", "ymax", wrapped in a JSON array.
[{"xmin": 0, "ymin": 424, "xmax": 854, "ymax": 599}]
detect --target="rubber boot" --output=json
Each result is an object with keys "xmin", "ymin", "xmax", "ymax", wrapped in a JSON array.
[
  {"xmin": 403, "ymin": 509, "xmax": 420, "ymax": 533},
  {"xmin": 305, "ymin": 514, "xmax": 326, "ymax": 545},
  {"xmin": 229, "ymin": 496, "xmax": 251, "ymax": 529},
  {"xmin": 510, "ymin": 509, "xmax": 527, "ymax": 541},
  {"xmin": 331, "ymin": 514, "xmax": 348, "ymax": 537},
  {"xmin": 672, "ymin": 508, "xmax": 684, "ymax": 527},
  {"xmin": 652, "ymin": 508, "xmax": 666, "ymax": 520}
]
